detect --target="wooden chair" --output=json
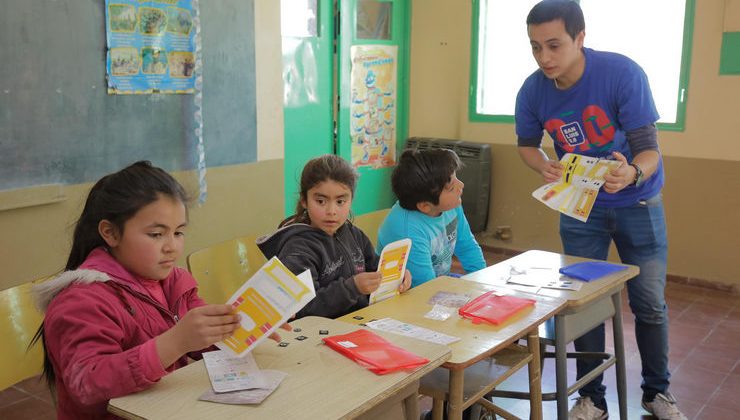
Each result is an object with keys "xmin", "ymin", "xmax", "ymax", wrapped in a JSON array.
[
  {"xmin": 0, "ymin": 277, "xmax": 48, "ymax": 391},
  {"xmin": 187, "ymin": 236, "xmax": 267, "ymax": 304},
  {"xmin": 352, "ymin": 208, "xmax": 391, "ymax": 248}
]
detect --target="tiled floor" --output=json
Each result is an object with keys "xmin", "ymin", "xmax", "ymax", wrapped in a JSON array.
[
  {"xmin": 436, "ymin": 248, "xmax": 740, "ymax": 419},
  {"xmin": 1, "ymin": 249, "xmax": 738, "ymax": 419}
]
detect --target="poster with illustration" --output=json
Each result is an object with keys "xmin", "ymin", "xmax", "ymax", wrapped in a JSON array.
[
  {"xmin": 349, "ymin": 45, "xmax": 397, "ymax": 168},
  {"xmin": 105, "ymin": 0, "xmax": 197, "ymax": 94}
]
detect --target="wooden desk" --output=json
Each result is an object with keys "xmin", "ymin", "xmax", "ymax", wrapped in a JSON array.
[
  {"xmin": 339, "ymin": 276, "xmax": 565, "ymax": 420},
  {"xmin": 464, "ymin": 250, "xmax": 640, "ymax": 420},
  {"xmin": 109, "ymin": 316, "xmax": 450, "ymax": 420}
]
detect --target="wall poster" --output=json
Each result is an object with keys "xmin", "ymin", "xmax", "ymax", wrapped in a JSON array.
[
  {"xmin": 350, "ymin": 45, "xmax": 397, "ymax": 168},
  {"xmin": 105, "ymin": 0, "xmax": 197, "ymax": 94}
]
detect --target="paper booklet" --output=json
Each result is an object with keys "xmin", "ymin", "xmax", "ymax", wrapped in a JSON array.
[
  {"xmin": 217, "ymin": 257, "xmax": 315, "ymax": 357},
  {"xmin": 369, "ymin": 238, "xmax": 412, "ymax": 304},
  {"xmin": 202, "ymin": 350, "xmax": 266, "ymax": 393},
  {"xmin": 532, "ymin": 153, "xmax": 622, "ymax": 222}
]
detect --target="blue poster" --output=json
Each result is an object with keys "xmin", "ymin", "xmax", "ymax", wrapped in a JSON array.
[{"xmin": 105, "ymin": 0, "xmax": 197, "ymax": 94}]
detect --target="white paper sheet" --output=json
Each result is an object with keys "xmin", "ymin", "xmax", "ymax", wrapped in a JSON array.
[
  {"xmin": 202, "ymin": 350, "xmax": 266, "ymax": 393},
  {"xmin": 365, "ymin": 317, "xmax": 460, "ymax": 345}
]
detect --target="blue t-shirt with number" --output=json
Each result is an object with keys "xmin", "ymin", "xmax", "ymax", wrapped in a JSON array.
[{"xmin": 515, "ymin": 47, "xmax": 663, "ymax": 207}]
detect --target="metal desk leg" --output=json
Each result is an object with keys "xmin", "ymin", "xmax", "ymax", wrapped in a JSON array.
[
  {"xmin": 527, "ymin": 329, "xmax": 543, "ymax": 420},
  {"xmin": 611, "ymin": 291, "xmax": 628, "ymax": 420},
  {"xmin": 448, "ymin": 369, "xmax": 464, "ymax": 420},
  {"xmin": 555, "ymin": 314, "xmax": 569, "ymax": 419}
]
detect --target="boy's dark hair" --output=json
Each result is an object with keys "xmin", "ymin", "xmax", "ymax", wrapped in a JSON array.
[
  {"xmin": 281, "ymin": 154, "xmax": 359, "ymax": 227},
  {"xmin": 392, "ymin": 149, "xmax": 462, "ymax": 211},
  {"xmin": 526, "ymin": 0, "xmax": 585, "ymax": 41},
  {"xmin": 32, "ymin": 160, "xmax": 189, "ymax": 393}
]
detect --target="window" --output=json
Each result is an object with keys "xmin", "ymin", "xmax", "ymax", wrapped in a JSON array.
[
  {"xmin": 470, "ymin": 0, "xmax": 694, "ymax": 131},
  {"xmin": 281, "ymin": 0, "xmax": 318, "ymax": 38}
]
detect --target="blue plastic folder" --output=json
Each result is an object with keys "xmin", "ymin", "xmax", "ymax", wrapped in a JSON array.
[{"xmin": 558, "ymin": 261, "xmax": 627, "ymax": 282}]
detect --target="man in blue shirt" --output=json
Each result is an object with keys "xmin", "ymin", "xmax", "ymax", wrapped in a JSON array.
[{"xmin": 515, "ymin": 1, "xmax": 685, "ymax": 419}]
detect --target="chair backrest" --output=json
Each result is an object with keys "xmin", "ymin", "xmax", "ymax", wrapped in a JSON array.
[
  {"xmin": 0, "ymin": 277, "xmax": 48, "ymax": 391},
  {"xmin": 352, "ymin": 208, "xmax": 391, "ymax": 249},
  {"xmin": 187, "ymin": 236, "xmax": 267, "ymax": 304}
]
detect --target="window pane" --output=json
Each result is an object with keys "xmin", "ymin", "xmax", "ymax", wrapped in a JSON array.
[
  {"xmin": 281, "ymin": 0, "xmax": 319, "ymax": 38},
  {"xmin": 357, "ymin": 0, "xmax": 392, "ymax": 40},
  {"xmin": 473, "ymin": 0, "xmax": 689, "ymax": 127},
  {"xmin": 580, "ymin": 0, "xmax": 686, "ymax": 123},
  {"xmin": 476, "ymin": 0, "xmax": 540, "ymax": 116}
]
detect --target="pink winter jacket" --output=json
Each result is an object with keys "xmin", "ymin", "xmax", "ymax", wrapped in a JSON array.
[{"xmin": 33, "ymin": 248, "xmax": 208, "ymax": 419}]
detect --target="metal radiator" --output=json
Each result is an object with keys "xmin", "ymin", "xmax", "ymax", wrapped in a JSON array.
[{"xmin": 405, "ymin": 137, "xmax": 491, "ymax": 233}]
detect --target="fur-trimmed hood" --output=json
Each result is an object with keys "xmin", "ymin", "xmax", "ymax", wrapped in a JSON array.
[
  {"xmin": 32, "ymin": 247, "xmax": 199, "ymax": 314},
  {"xmin": 33, "ymin": 269, "xmax": 110, "ymax": 312}
]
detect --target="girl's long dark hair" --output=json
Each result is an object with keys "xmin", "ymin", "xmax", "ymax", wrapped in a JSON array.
[
  {"xmin": 279, "ymin": 154, "xmax": 359, "ymax": 227},
  {"xmin": 30, "ymin": 161, "xmax": 189, "ymax": 393}
]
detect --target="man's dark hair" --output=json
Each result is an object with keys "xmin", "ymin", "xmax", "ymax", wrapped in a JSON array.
[
  {"xmin": 526, "ymin": 0, "xmax": 585, "ymax": 41},
  {"xmin": 392, "ymin": 148, "xmax": 462, "ymax": 210}
]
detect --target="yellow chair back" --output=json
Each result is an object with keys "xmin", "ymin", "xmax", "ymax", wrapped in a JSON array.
[
  {"xmin": 352, "ymin": 208, "xmax": 391, "ymax": 248},
  {"xmin": 187, "ymin": 236, "xmax": 267, "ymax": 304},
  {"xmin": 0, "ymin": 277, "xmax": 48, "ymax": 391}
]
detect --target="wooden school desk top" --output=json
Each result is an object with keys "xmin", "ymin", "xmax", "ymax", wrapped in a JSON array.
[
  {"xmin": 339, "ymin": 276, "xmax": 565, "ymax": 369},
  {"xmin": 108, "ymin": 316, "xmax": 450, "ymax": 420},
  {"xmin": 463, "ymin": 249, "xmax": 640, "ymax": 310}
]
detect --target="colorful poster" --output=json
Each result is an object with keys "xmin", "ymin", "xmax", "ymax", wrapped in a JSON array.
[
  {"xmin": 350, "ymin": 45, "xmax": 397, "ymax": 168},
  {"xmin": 105, "ymin": 0, "xmax": 197, "ymax": 94}
]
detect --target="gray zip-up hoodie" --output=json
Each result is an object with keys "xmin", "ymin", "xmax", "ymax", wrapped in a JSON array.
[{"xmin": 257, "ymin": 221, "xmax": 379, "ymax": 319}]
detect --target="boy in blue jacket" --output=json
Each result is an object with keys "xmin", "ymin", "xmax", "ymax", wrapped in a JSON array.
[{"xmin": 377, "ymin": 149, "xmax": 486, "ymax": 288}]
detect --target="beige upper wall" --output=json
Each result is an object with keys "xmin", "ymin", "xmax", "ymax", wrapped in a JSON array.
[
  {"xmin": 0, "ymin": 0, "xmax": 285, "ymax": 291},
  {"xmin": 255, "ymin": 0, "xmax": 284, "ymax": 160},
  {"xmin": 410, "ymin": 0, "xmax": 740, "ymax": 163},
  {"xmin": 408, "ymin": 0, "xmax": 740, "ymax": 289}
]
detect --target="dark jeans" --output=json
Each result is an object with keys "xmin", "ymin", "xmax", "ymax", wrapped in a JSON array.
[{"xmin": 560, "ymin": 194, "xmax": 670, "ymax": 403}]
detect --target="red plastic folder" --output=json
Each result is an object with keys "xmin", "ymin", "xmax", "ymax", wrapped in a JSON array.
[
  {"xmin": 458, "ymin": 291, "xmax": 536, "ymax": 325},
  {"xmin": 323, "ymin": 329, "xmax": 430, "ymax": 375}
]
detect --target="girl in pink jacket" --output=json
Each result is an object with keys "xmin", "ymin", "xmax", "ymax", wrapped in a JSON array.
[{"xmin": 31, "ymin": 161, "xmax": 281, "ymax": 419}]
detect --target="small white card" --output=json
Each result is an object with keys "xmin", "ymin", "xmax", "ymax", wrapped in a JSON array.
[
  {"xmin": 202, "ymin": 350, "xmax": 267, "ymax": 393},
  {"xmin": 365, "ymin": 317, "xmax": 460, "ymax": 345},
  {"xmin": 541, "ymin": 278, "xmax": 583, "ymax": 291},
  {"xmin": 506, "ymin": 274, "xmax": 543, "ymax": 287},
  {"xmin": 337, "ymin": 340, "xmax": 358, "ymax": 348}
]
